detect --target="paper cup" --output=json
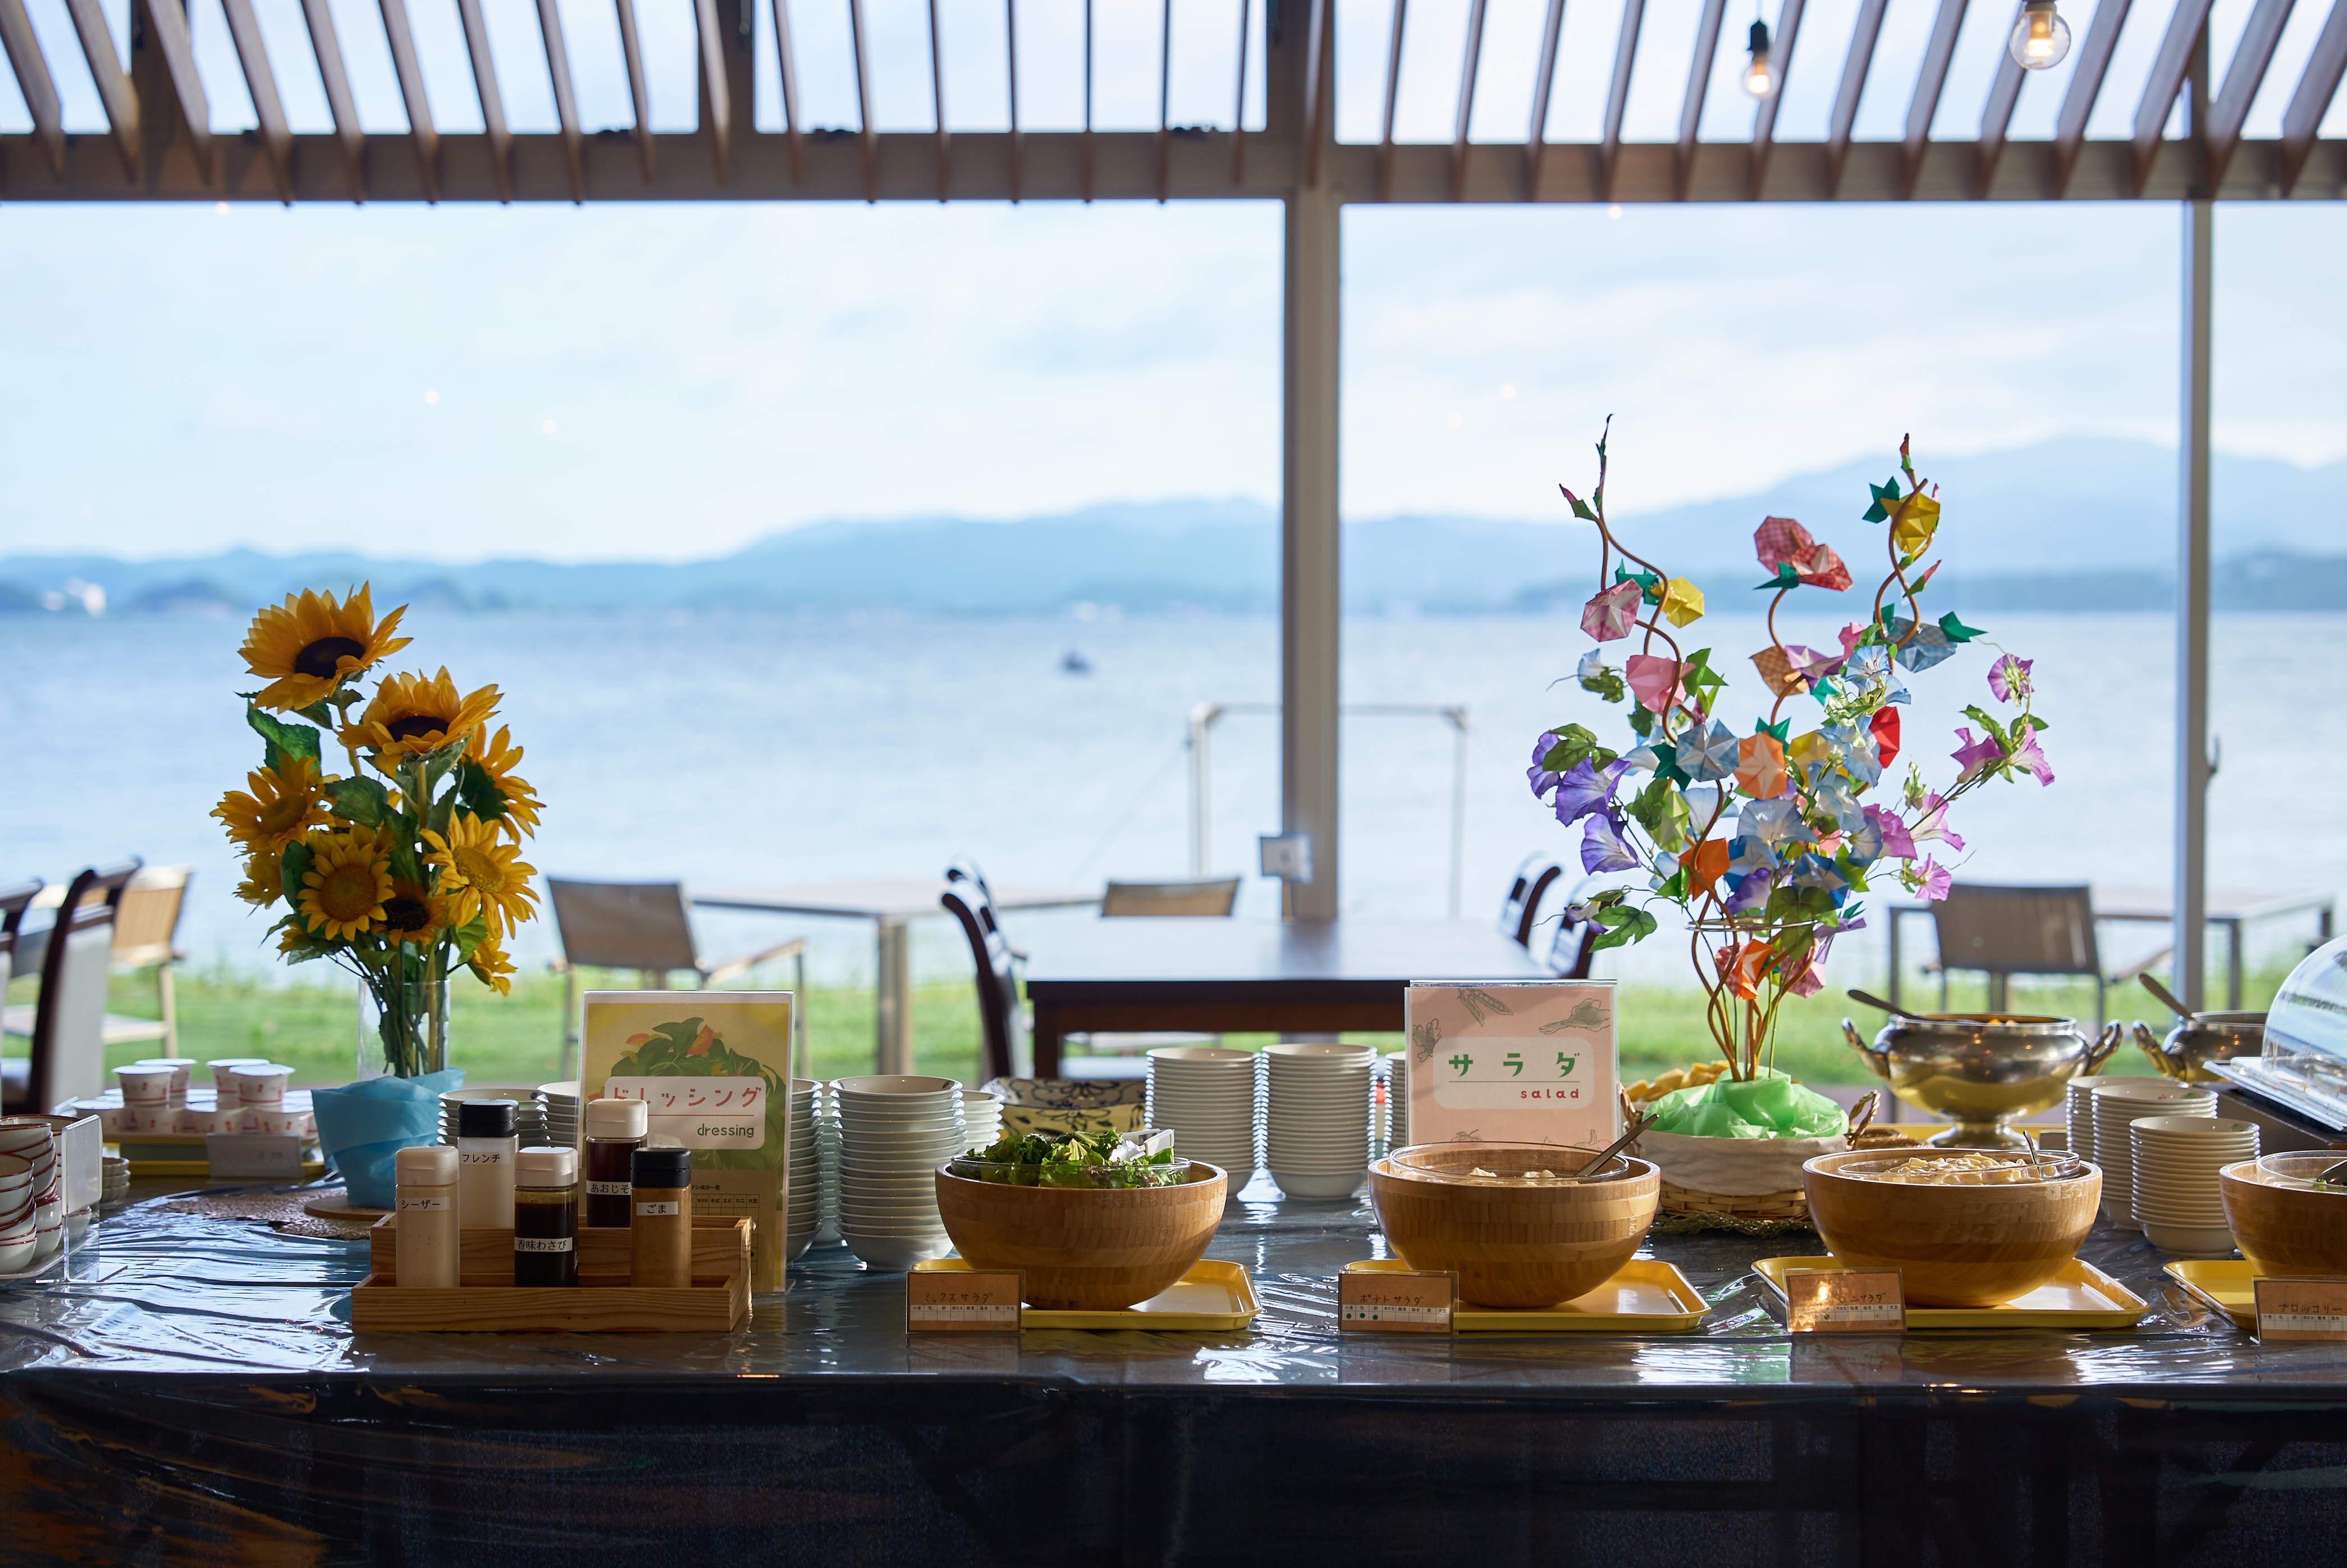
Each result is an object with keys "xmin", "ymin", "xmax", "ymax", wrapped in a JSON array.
[
  {"xmin": 208, "ymin": 1058, "xmax": 275, "ymax": 1095},
  {"xmin": 232, "ymin": 1065, "xmax": 291, "ymax": 1107},
  {"xmin": 116, "ymin": 1066, "xmax": 175, "ymax": 1108},
  {"xmin": 125, "ymin": 1059, "xmax": 192, "ymax": 1101}
]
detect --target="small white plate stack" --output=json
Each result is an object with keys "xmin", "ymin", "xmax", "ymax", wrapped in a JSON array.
[
  {"xmin": 2064, "ymin": 1074, "xmax": 2166, "ymax": 1168},
  {"xmin": 1264, "ymin": 1041, "xmax": 1376, "ymax": 1200},
  {"xmin": 813, "ymin": 1084, "xmax": 841, "ymax": 1245},
  {"xmin": 1146, "ymin": 1047, "xmax": 1260, "ymax": 1189},
  {"xmin": 536, "ymin": 1081, "xmax": 582, "ymax": 1148},
  {"xmin": 960, "ymin": 1089, "xmax": 1003, "ymax": 1153},
  {"xmin": 439, "ymin": 1087, "xmax": 546, "ymax": 1147},
  {"xmin": 2131, "ymin": 1113, "xmax": 2259, "ymax": 1253},
  {"xmin": 1381, "ymin": 1052, "xmax": 1410, "ymax": 1158},
  {"xmin": 2091, "ymin": 1080, "xmax": 2216, "ymax": 1228},
  {"xmin": 832, "ymin": 1075, "xmax": 965, "ymax": 1269},
  {"xmin": 786, "ymin": 1078, "xmax": 820, "ymax": 1261}
]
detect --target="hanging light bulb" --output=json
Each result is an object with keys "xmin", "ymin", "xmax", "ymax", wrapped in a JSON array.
[
  {"xmin": 2007, "ymin": 0, "xmax": 2072, "ymax": 69},
  {"xmin": 1741, "ymin": 20, "xmax": 1776, "ymax": 97}
]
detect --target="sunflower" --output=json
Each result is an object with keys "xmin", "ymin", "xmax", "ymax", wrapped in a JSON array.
[
  {"xmin": 212, "ymin": 755, "xmax": 334, "ymax": 854},
  {"xmin": 464, "ymin": 725, "xmax": 543, "ymax": 839},
  {"xmin": 377, "ymin": 877, "xmax": 450, "ymax": 945},
  {"xmin": 236, "ymin": 847, "xmax": 285, "ymax": 907},
  {"xmin": 466, "ymin": 932, "xmax": 518, "ymax": 996},
  {"xmin": 340, "ymin": 669, "xmax": 500, "ymax": 763},
  {"xmin": 241, "ymin": 586, "xmax": 411, "ymax": 711},
  {"xmin": 423, "ymin": 812, "xmax": 540, "ymax": 939},
  {"xmin": 298, "ymin": 826, "xmax": 393, "ymax": 941}
]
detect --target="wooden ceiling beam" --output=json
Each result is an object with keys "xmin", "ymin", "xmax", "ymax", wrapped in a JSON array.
[
  {"xmin": 2280, "ymin": 0, "xmax": 2347, "ymax": 193},
  {"xmin": 2207, "ymin": 0, "xmax": 2295, "ymax": 187},
  {"xmin": 1826, "ymin": 0, "xmax": 1887, "ymax": 195},
  {"xmin": 0, "ymin": 0, "xmax": 63, "ymax": 176},
  {"xmin": 1900, "ymin": 0, "xmax": 1966, "ymax": 197},
  {"xmin": 1525, "ymin": 0, "xmax": 1567, "ymax": 198},
  {"xmin": 453, "ymin": 0, "xmax": 513, "ymax": 200},
  {"xmin": 1599, "ymin": 0, "xmax": 1643, "ymax": 199},
  {"xmin": 1675, "ymin": 0, "xmax": 1724, "ymax": 198},
  {"xmin": 2131, "ymin": 0, "xmax": 2217, "ymax": 193},
  {"xmin": 2051, "ymin": 0, "xmax": 2131, "ymax": 195},
  {"xmin": 376, "ymin": 0, "xmax": 439, "ymax": 199}
]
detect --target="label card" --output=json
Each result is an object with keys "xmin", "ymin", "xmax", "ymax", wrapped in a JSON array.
[
  {"xmin": 2253, "ymin": 1277, "xmax": 2347, "ymax": 1341},
  {"xmin": 1782, "ymin": 1268, "xmax": 1906, "ymax": 1334},
  {"xmin": 603, "ymin": 1077, "xmax": 767, "ymax": 1150},
  {"xmin": 1339, "ymin": 1269, "xmax": 1457, "ymax": 1333},
  {"xmin": 205, "ymin": 1133, "xmax": 305, "ymax": 1180},
  {"xmin": 909, "ymin": 1270, "xmax": 1024, "ymax": 1333},
  {"xmin": 1405, "ymin": 982, "xmax": 1619, "ymax": 1152}
]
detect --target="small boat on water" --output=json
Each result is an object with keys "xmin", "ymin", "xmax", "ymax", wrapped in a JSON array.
[{"xmin": 1060, "ymin": 649, "xmax": 1093, "ymax": 675}]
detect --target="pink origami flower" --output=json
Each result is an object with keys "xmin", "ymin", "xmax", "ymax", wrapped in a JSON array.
[
  {"xmin": 1910, "ymin": 792, "xmax": 1965, "ymax": 852},
  {"xmin": 1951, "ymin": 727, "xmax": 2001, "ymax": 781},
  {"xmin": 1989, "ymin": 655, "xmax": 2035, "ymax": 703},
  {"xmin": 1784, "ymin": 945, "xmax": 1828, "ymax": 998},
  {"xmin": 1864, "ymin": 803, "xmax": 1916, "ymax": 860},
  {"xmin": 1580, "ymin": 581, "xmax": 1643, "ymax": 642},
  {"xmin": 1625, "ymin": 653, "xmax": 1685, "ymax": 715},
  {"xmin": 1753, "ymin": 516, "xmax": 1854, "ymax": 592},
  {"xmin": 1910, "ymin": 857, "xmax": 1953, "ymax": 902},
  {"xmin": 2009, "ymin": 721, "xmax": 2054, "ymax": 786}
]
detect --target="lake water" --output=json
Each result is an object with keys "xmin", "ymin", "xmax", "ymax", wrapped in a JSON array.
[{"xmin": 4, "ymin": 608, "xmax": 2339, "ymax": 993}]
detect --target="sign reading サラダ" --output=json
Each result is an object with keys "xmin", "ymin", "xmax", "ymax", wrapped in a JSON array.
[
  {"xmin": 583, "ymin": 991, "xmax": 794, "ymax": 1291},
  {"xmin": 1405, "ymin": 982, "xmax": 1618, "ymax": 1149}
]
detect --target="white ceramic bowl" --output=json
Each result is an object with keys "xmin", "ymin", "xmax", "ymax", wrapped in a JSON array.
[
  {"xmin": 0, "ymin": 1231, "xmax": 36, "ymax": 1273},
  {"xmin": 2143, "ymin": 1221, "xmax": 2238, "ymax": 1254},
  {"xmin": 841, "ymin": 1232, "xmax": 954, "ymax": 1269},
  {"xmin": 1269, "ymin": 1169, "xmax": 1365, "ymax": 1199}
]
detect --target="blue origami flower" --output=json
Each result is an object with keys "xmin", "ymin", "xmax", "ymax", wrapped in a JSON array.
[{"xmin": 1675, "ymin": 720, "xmax": 1738, "ymax": 784}]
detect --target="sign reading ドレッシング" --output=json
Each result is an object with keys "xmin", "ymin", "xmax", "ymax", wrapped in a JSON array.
[{"xmin": 1782, "ymin": 1268, "xmax": 1905, "ymax": 1333}]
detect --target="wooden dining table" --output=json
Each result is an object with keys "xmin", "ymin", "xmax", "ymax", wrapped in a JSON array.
[{"xmin": 1021, "ymin": 917, "xmax": 1556, "ymax": 1076}]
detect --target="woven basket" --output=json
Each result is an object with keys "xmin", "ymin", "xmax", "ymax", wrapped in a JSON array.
[{"xmin": 1648, "ymin": 1128, "xmax": 1923, "ymax": 1234}]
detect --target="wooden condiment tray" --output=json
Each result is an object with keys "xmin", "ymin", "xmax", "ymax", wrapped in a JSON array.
[{"xmin": 351, "ymin": 1218, "xmax": 750, "ymax": 1332}]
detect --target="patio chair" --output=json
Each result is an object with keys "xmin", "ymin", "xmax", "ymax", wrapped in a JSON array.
[
  {"xmin": 1498, "ymin": 853, "xmax": 1569, "ymax": 948},
  {"xmin": 1073, "ymin": 878, "xmax": 1242, "ymax": 1063},
  {"xmin": 3, "ymin": 862, "xmax": 136, "ymax": 1114},
  {"xmin": 0, "ymin": 879, "xmax": 41, "ymax": 1012},
  {"xmin": 1928, "ymin": 883, "xmax": 2166, "ymax": 1030},
  {"xmin": 941, "ymin": 868, "xmax": 1028, "ymax": 1085},
  {"xmin": 546, "ymin": 879, "xmax": 807, "ymax": 1080}
]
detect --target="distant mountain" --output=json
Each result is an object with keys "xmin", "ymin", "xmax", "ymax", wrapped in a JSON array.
[{"xmin": 4, "ymin": 438, "xmax": 2340, "ymax": 618}]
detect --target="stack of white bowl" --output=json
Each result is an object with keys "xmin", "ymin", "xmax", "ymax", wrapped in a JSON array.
[
  {"xmin": 961, "ymin": 1088, "xmax": 1003, "ymax": 1153},
  {"xmin": 786, "ymin": 1079, "xmax": 820, "ymax": 1261},
  {"xmin": 1146, "ymin": 1047, "xmax": 1259, "ymax": 1188},
  {"xmin": 2064, "ymin": 1074, "xmax": 2166, "ymax": 1165},
  {"xmin": 536, "ymin": 1081, "xmax": 582, "ymax": 1148},
  {"xmin": 2091, "ymin": 1080, "xmax": 2216, "ymax": 1228},
  {"xmin": 1264, "ymin": 1041, "xmax": 1376, "ymax": 1199},
  {"xmin": 1383, "ymin": 1052, "xmax": 1410, "ymax": 1157},
  {"xmin": 832, "ymin": 1075, "xmax": 965, "ymax": 1269},
  {"xmin": 0, "ymin": 1121, "xmax": 57, "ymax": 1270},
  {"xmin": 440, "ymin": 1087, "xmax": 546, "ymax": 1148},
  {"xmin": 2131, "ymin": 1113, "xmax": 2259, "ymax": 1253}
]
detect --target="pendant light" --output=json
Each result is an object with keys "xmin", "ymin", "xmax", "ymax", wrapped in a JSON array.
[
  {"xmin": 1741, "ymin": 19, "xmax": 1776, "ymax": 97},
  {"xmin": 2008, "ymin": 0, "xmax": 2073, "ymax": 68}
]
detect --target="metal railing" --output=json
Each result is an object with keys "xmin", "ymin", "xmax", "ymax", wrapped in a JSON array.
[{"xmin": 1186, "ymin": 701, "xmax": 1470, "ymax": 918}]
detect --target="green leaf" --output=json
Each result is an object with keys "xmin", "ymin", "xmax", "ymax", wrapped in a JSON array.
[
  {"xmin": 1627, "ymin": 706, "xmax": 1655, "ymax": 739},
  {"xmin": 1861, "ymin": 477, "xmax": 1903, "ymax": 523},
  {"xmin": 1561, "ymin": 487, "xmax": 1599, "ymax": 523},
  {"xmin": 451, "ymin": 915, "xmax": 490, "ymax": 964},
  {"xmin": 1938, "ymin": 611, "xmax": 1985, "ymax": 643},
  {"xmin": 247, "ymin": 704, "xmax": 323, "ymax": 772},
  {"xmin": 387, "ymin": 838, "xmax": 424, "ymax": 886},
  {"xmin": 1753, "ymin": 563, "xmax": 1802, "ymax": 592},
  {"xmin": 1589, "ymin": 906, "xmax": 1657, "ymax": 952},
  {"xmin": 1540, "ymin": 724, "xmax": 1607, "ymax": 775},
  {"xmin": 328, "ymin": 776, "xmax": 391, "ymax": 828},
  {"xmin": 295, "ymin": 699, "xmax": 337, "ymax": 726},
  {"xmin": 1755, "ymin": 716, "xmax": 1790, "ymax": 743},
  {"xmin": 1577, "ymin": 666, "xmax": 1627, "ymax": 703},
  {"xmin": 280, "ymin": 841, "xmax": 314, "ymax": 906},
  {"xmin": 1627, "ymin": 776, "xmax": 1690, "ymax": 849},
  {"xmin": 1653, "ymin": 868, "xmax": 1688, "ymax": 902},
  {"xmin": 1961, "ymin": 705, "xmax": 2012, "ymax": 749},
  {"xmin": 453, "ymin": 757, "xmax": 510, "ymax": 825}
]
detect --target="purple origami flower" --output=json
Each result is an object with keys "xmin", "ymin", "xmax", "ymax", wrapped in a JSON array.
[
  {"xmin": 1581, "ymin": 581, "xmax": 1643, "ymax": 642},
  {"xmin": 1906, "ymin": 857, "xmax": 1953, "ymax": 902},
  {"xmin": 1951, "ymin": 727, "xmax": 2001, "ymax": 781},
  {"xmin": 1989, "ymin": 655, "xmax": 2035, "ymax": 703},
  {"xmin": 1553, "ymin": 758, "xmax": 1629, "ymax": 828},
  {"xmin": 1910, "ymin": 792, "xmax": 1965, "ymax": 851},
  {"xmin": 1864, "ymin": 803, "xmax": 1917, "ymax": 861},
  {"xmin": 2009, "ymin": 721, "xmax": 2054, "ymax": 787},
  {"xmin": 1581, "ymin": 812, "xmax": 1642, "ymax": 874},
  {"xmin": 1528, "ymin": 734, "xmax": 1563, "ymax": 801}
]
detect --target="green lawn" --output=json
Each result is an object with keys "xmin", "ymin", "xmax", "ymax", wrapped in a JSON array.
[{"xmin": 6, "ymin": 961, "xmax": 2285, "ymax": 1093}]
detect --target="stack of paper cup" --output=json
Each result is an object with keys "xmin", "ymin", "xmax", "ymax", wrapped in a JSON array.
[
  {"xmin": 960, "ymin": 1089, "xmax": 1003, "ymax": 1153},
  {"xmin": 1264, "ymin": 1041, "xmax": 1377, "ymax": 1200},
  {"xmin": 207, "ymin": 1058, "xmax": 274, "ymax": 1098},
  {"xmin": 1146, "ymin": 1047, "xmax": 1260, "ymax": 1189},
  {"xmin": 785, "ymin": 1080, "xmax": 820, "ymax": 1261},
  {"xmin": 832, "ymin": 1075, "xmax": 964, "ymax": 1269},
  {"xmin": 2092, "ymin": 1080, "xmax": 2216, "ymax": 1228},
  {"xmin": 115, "ymin": 1065, "xmax": 178, "ymax": 1135},
  {"xmin": 2131, "ymin": 1114, "xmax": 2259, "ymax": 1254},
  {"xmin": 2065, "ymin": 1074, "xmax": 2166, "ymax": 1164},
  {"xmin": 232, "ymin": 1064, "xmax": 299, "ymax": 1135}
]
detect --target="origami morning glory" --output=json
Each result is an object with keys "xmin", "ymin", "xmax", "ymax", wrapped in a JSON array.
[
  {"xmin": 1580, "ymin": 580, "xmax": 1642, "ymax": 642},
  {"xmin": 1675, "ymin": 720, "xmax": 1739, "ymax": 784}
]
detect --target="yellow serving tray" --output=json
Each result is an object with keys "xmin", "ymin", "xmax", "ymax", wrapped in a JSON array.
[
  {"xmin": 1754, "ymin": 1255, "xmax": 2149, "ymax": 1329},
  {"xmin": 911, "ymin": 1258, "xmax": 1260, "ymax": 1331},
  {"xmin": 2163, "ymin": 1259, "xmax": 2257, "ymax": 1328},
  {"xmin": 1343, "ymin": 1258, "xmax": 1710, "ymax": 1332}
]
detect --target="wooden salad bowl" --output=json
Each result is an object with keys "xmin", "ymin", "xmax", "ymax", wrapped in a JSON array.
[
  {"xmin": 934, "ymin": 1162, "xmax": 1228, "ymax": 1310},
  {"xmin": 2220, "ymin": 1162, "xmax": 2347, "ymax": 1276},
  {"xmin": 1802, "ymin": 1148, "xmax": 2102, "ymax": 1307},
  {"xmin": 1368, "ymin": 1144, "xmax": 1660, "ymax": 1309}
]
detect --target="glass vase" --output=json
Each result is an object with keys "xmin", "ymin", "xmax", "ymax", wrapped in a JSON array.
[{"xmin": 359, "ymin": 975, "xmax": 450, "ymax": 1080}]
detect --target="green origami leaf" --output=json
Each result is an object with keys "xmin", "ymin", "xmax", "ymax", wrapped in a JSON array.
[
  {"xmin": 1754, "ymin": 563, "xmax": 1802, "ymax": 592},
  {"xmin": 1938, "ymin": 611, "xmax": 1984, "ymax": 642},
  {"xmin": 1654, "ymin": 868, "xmax": 1689, "ymax": 902},
  {"xmin": 1862, "ymin": 477, "xmax": 1903, "ymax": 523},
  {"xmin": 1579, "ymin": 665, "xmax": 1628, "ymax": 703},
  {"xmin": 1628, "ymin": 706, "xmax": 1656, "ymax": 739},
  {"xmin": 1563, "ymin": 487, "xmax": 1599, "ymax": 523},
  {"xmin": 1755, "ymin": 716, "xmax": 1791, "ymax": 743},
  {"xmin": 1681, "ymin": 649, "xmax": 1727, "ymax": 696},
  {"xmin": 1628, "ymin": 775, "xmax": 1690, "ymax": 849},
  {"xmin": 1651, "ymin": 744, "xmax": 1691, "ymax": 788}
]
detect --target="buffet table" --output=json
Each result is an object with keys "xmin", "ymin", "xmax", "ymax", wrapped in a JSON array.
[{"xmin": 6, "ymin": 1177, "xmax": 2347, "ymax": 1565}]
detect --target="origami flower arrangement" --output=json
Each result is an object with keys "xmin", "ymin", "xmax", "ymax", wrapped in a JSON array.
[{"xmin": 1530, "ymin": 427, "xmax": 2052, "ymax": 1082}]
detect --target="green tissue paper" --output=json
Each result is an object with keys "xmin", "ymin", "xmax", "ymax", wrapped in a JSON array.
[{"xmin": 1646, "ymin": 1067, "xmax": 1847, "ymax": 1139}]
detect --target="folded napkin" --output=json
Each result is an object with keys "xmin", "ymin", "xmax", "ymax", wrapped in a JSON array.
[{"xmin": 312, "ymin": 1070, "xmax": 465, "ymax": 1209}]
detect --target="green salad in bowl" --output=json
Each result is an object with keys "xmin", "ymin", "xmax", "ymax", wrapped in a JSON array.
[{"xmin": 948, "ymin": 1130, "xmax": 1190, "ymax": 1189}]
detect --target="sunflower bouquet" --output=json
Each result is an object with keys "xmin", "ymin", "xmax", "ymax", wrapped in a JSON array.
[{"xmin": 213, "ymin": 586, "xmax": 543, "ymax": 1076}]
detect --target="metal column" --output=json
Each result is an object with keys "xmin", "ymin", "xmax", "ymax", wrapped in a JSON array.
[
  {"xmin": 1275, "ymin": 2, "xmax": 1342, "ymax": 921},
  {"xmin": 2174, "ymin": 39, "xmax": 2214, "ymax": 1010}
]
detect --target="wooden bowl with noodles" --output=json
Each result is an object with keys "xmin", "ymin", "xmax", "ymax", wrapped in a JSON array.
[
  {"xmin": 933, "ymin": 1160, "xmax": 1228, "ymax": 1310},
  {"xmin": 1802, "ymin": 1146, "xmax": 2102, "ymax": 1307},
  {"xmin": 1368, "ymin": 1144, "xmax": 1660, "ymax": 1309}
]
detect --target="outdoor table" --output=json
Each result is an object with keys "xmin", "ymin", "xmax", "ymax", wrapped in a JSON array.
[
  {"xmin": 5, "ymin": 1180, "xmax": 2346, "ymax": 1561},
  {"xmin": 694, "ymin": 878, "xmax": 1099, "ymax": 1074},
  {"xmin": 1884, "ymin": 885, "xmax": 2338, "ymax": 1013},
  {"xmin": 1022, "ymin": 918, "xmax": 1554, "ymax": 1076}
]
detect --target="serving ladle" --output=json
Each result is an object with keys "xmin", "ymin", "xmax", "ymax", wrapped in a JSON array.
[
  {"xmin": 1846, "ymin": 988, "xmax": 1921, "ymax": 1019},
  {"xmin": 2137, "ymin": 972, "xmax": 2194, "ymax": 1019}
]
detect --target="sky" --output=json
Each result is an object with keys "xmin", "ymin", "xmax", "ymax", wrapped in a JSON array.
[{"xmin": 2, "ymin": 0, "xmax": 2344, "ymax": 564}]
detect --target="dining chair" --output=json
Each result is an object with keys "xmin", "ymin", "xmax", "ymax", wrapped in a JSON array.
[
  {"xmin": 941, "ymin": 868, "xmax": 1028, "ymax": 1085},
  {"xmin": 0, "ymin": 880, "xmax": 42, "ymax": 1033},
  {"xmin": 1928, "ymin": 883, "xmax": 2163, "ymax": 1030},
  {"xmin": 3, "ymin": 862, "xmax": 136, "ymax": 1115},
  {"xmin": 546, "ymin": 879, "xmax": 808, "ymax": 1080},
  {"xmin": 1100, "ymin": 877, "xmax": 1241, "ymax": 917},
  {"xmin": 1498, "ymin": 853, "xmax": 1569, "ymax": 948}
]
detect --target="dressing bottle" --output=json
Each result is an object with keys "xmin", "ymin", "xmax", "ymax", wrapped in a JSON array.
[
  {"xmin": 514, "ymin": 1146, "xmax": 579, "ymax": 1287},
  {"xmin": 583, "ymin": 1096, "xmax": 648, "ymax": 1228},
  {"xmin": 395, "ymin": 1144, "xmax": 461, "ymax": 1288},
  {"xmin": 629, "ymin": 1143, "xmax": 693, "ymax": 1288},
  {"xmin": 456, "ymin": 1099, "xmax": 519, "ymax": 1229}
]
